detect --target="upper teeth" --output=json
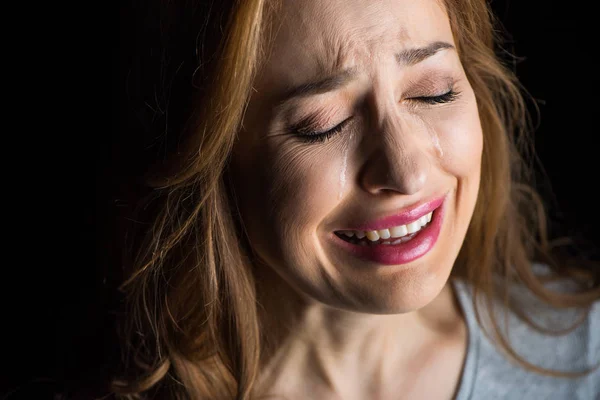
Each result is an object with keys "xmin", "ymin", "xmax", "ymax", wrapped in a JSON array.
[{"xmin": 339, "ymin": 211, "xmax": 433, "ymax": 241}]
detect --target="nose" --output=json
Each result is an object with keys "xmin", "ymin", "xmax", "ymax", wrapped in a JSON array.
[{"xmin": 359, "ymin": 112, "xmax": 431, "ymax": 196}]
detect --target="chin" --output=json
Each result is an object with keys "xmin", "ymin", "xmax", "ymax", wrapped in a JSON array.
[
  {"xmin": 324, "ymin": 260, "xmax": 453, "ymax": 315},
  {"xmin": 383, "ymin": 275, "xmax": 450, "ymax": 314}
]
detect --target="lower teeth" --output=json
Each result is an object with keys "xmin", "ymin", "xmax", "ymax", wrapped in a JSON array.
[{"xmin": 383, "ymin": 232, "xmax": 418, "ymax": 245}]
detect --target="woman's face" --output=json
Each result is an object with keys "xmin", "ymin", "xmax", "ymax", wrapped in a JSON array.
[{"xmin": 230, "ymin": 0, "xmax": 482, "ymax": 314}]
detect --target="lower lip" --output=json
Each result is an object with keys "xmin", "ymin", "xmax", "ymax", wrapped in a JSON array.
[{"xmin": 331, "ymin": 199, "xmax": 446, "ymax": 266}]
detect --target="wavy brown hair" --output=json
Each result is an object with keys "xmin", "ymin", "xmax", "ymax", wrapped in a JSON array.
[{"xmin": 113, "ymin": 0, "xmax": 600, "ymax": 398}]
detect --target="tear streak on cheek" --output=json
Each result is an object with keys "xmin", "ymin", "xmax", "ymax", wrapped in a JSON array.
[
  {"xmin": 416, "ymin": 114, "xmax": 445, "ymax": 159},
  {"xmin": 430, "ymin": 131, "xmax": 444, "ymax": 157},
  {"xmin": 338, "ymin": 131, "xmax": 354, "ymax": 200}
]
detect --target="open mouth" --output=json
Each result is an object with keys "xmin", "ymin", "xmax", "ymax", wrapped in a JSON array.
[
  {"xmin": 330, "ymin": 195, "xmax": 446, "ymax": 265},
  {"xmin": 334, "ymin": 210, "xmax": 434, "ymax": 246}
]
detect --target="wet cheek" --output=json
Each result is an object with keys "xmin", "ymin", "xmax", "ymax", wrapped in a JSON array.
[{"xmin": 436, "ymin": 108, "xmax": 483, "ymax": 177}]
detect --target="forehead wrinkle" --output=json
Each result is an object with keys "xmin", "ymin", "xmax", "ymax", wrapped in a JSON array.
[
  {"xmin": 268, "ymin": 0, "xmax": 426, "ymax": 92},
  {"xmin": 306, "ymin": 1, "xmax": 388, "ymax": 77},
  {"xmin": 314, "ymin": 25, "xmax": 362, "ymax": 78},
  {"xmin": 311, "ymin": 7, "xmax": 411, "ymax": 79}
]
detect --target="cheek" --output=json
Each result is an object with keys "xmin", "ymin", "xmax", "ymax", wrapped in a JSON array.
[
  {"xmin": 268, "ymin": 142, "xmax": 343, "ymax": 233},
  {"xmin": 436, "ymin": 100, "xmax": 483, "ymax": 179},
  {"xmin": 238, "ymin": 139, "xmax": 345, "ymax": 264}
]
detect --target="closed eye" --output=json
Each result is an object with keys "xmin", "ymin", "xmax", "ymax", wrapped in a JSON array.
[
  {"xmin": 292, "ymin": 116, "xmax": 354, "ymax": 144},
  {"xmin": 290, "ymin": 89, "xmax": 460, "ymax": 144},
  {"xmin": 410, "ymin": 89, "xmax": 460, "ymax": 105}
]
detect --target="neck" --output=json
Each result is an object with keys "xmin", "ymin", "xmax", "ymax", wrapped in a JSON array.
[{"xmin": 253, "ymin": 260, "xmax": 465, "ymax": 398}]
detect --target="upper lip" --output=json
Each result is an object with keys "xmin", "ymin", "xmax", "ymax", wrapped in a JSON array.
[{"xmin": 335, "ymin": 194, "xmax": 446, "ymax": 232}]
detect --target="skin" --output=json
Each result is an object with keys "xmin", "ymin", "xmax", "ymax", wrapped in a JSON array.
[{"xmin": 229, "ymin": 0, "xmax": 483, "ymax": 398}]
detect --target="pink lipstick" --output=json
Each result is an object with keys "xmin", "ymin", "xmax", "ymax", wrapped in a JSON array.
[{"xmin": 331, "ymin": 194, "xmax": 447, "ymax": 265}]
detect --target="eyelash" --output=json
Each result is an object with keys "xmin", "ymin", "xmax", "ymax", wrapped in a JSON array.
[
  {"xmin": 293, "ymin": 89, "xmax": 461, "ymax": 144},
  {"xmin": 411, "ymin": 89, "xmax": 460, "ymax": 105}
]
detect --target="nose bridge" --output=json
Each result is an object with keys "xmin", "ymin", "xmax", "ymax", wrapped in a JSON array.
[{"xmin": 360, "ymin": 105, "xmax": 431, "ymax": 196}]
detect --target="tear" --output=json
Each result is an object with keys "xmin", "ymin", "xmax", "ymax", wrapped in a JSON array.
[
  {"xmin": 338, "ymin": 131, "xmax": 353, "ymax": 200},
  {"xmin": 431, "ymin": 131, "xmax": 444, "ymax": 157},
  {"xmin": 413, "ymin": 114, "xmax": 444, "ymax": 158}
]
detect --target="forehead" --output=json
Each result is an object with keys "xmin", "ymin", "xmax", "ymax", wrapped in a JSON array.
[{"xmin": 257, "ymin": 0, "xmax": 453, "ymax": 90}]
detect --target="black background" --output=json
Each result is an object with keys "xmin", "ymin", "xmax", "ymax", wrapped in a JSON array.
[
  {"xmin": 493, "ymin": 1, "xmax": 598, "ymax": 259},
  {"xmin": 2, "ymin": 1, "xmax": 598, "ymax": 399}
]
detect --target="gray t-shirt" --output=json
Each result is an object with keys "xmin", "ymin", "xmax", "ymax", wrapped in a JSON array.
[{"xmin": 451, "ymin": 275, "xmax": 600, "ymax": 400}]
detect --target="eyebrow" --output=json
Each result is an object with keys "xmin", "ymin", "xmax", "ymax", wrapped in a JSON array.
[
  {"xmin": 276, "ymin": 67, "xmax": 359, "ymax": 107},
  {"xmin": 276, "ymin": 41, "xmax": 455, "ymax": 106},
  {"xmin": 396, "ymin": 41, "xmax": 454, "ymax": 66}
]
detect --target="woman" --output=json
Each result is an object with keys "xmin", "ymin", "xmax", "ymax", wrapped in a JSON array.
[{"xmin": 113, "ymin": 0, "xmax": 599, "ymax": 398}]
